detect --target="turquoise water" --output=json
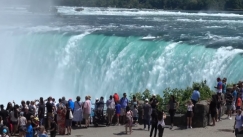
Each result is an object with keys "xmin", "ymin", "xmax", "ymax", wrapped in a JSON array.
[{"xmin": 1, "ymin": 6, "xmax": 243, "ymax": 103}]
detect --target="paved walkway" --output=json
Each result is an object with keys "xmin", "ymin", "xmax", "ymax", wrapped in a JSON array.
[{"xmin": 57, "ymin": 115, "xmax": 235, "ymax": 137}]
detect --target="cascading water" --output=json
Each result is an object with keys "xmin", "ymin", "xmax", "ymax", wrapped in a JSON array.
[{"xmin": 1, "ymin": 6, "xmax": 243, "ymax": 103}]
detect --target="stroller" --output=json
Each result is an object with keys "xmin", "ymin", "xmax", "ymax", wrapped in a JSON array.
[{"xmin": 93, "ymin": 108, "xmax": 108, "ymax": 127}]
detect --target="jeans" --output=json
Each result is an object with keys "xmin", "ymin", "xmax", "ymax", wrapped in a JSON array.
[
  {"xmin": 150, "ymin": 122, "xmax": 157, "ymax": 137},
  {"xmin": 158, "ymin": 124, "xmax": 164, "ymax": 137},
  {"xmin": 144, "ymin": 115, "xmax": 151, "ymax": 130}
]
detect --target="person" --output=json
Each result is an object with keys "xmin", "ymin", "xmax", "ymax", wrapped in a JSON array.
[
  {"xmin": 186, "ymin": 100, "xmax": 194, "ymax": 129},
  {"xmin": 236, "ymin": 94, "xmax": 242, "ymax": 110},
  {"xmin": 24, "ymin": 107, "xmax": 32, "ymax": 121},
  {"xmin": 190, "ymin": 87, "xmax": 200, "ymax": 112},
  {"xmin": 150, "ymin": 109, "xmax": 158, "ymax": 137},
  {"xmin": 132, "ymin": 105, "xmax": 138, "ymax": 125},
  {"xmin": 106, "ymin": 95, "xmax": 115, "ymax": 125},
  {"xmin": 68, "ymin": 99, "xmax": 74, "ymax": 112},
  {"xmin": 150, "ymin": 94, "xmax": 159, "ymax": 109},
  {"xmin": 216, "ymin": 93, "xmax": 223, "ymax": 121},
  {"xmin": 120, "ymin": 93, "xmax": 129, "ymax": 125},
  {"xmin": 131, "ymin": 95, "xmax": 139, "ymax": 111},
  {"xmin": 10, "ymin": 106, "xmax": 18, "ymax": 136},
  {"xmin": 209, "ymin": 95, "xmax": 217, "ymax": 126},
  {"xmin": 46, "ymin": 97, "xmax": 54, "ymax": 129},
  {"xmin": 2, "ymin": 129, "xmax": 9, "ymax": 137},
  {"xmin": 26, "ymin": 120, "xmax": 33, "ymax": 137},
  {"xmin": 65, "ymin": 107, "xmax": 72, "ymax": 135},
  {"xmin": 0, "ymin": 105, "xmax": 9, "ymax": 122},
  {"xmin": 232, "ymin": 85, "xmax": 238, "ymax": 114},
  {"xmin": 18, "ymin": 112, "xmax": 27, "ymax": 137},
  {"xmin": 1, "ymin": 120, "xmax": 10, "ymax": 137},
  {"xmin": 98, "ymin": 97, "xmax": 105, "ymax": 115},
  {"xmin": 143, "ymin": 98, "xmax": 152, "ymax": 131},
  {"xmin": 215, "ymin": 77, "xmax": 223, "ymax": 95},
  {"xmin": 115, "ymin": 102, "xmax": 121, "ymax": 126},
  {"xmin": 113, "ymin": 93, "xmax": 120, "ymax": 103},
  {"xmin": 157, "ymin": 110, "xmax": 166, "ymax": 137},
  {"xmin": 38, "ymin": 126, "xmax": 48, "ymax": 137},
  {"xmin": 56, "ymin": 99, "xmax": 66, "ymax": 135},
  {"xmin": 168, "ymin": 95, "xmax": 178, "ymax": 129},
  {"xmin": 29, "ymin": 101, "xmax": 36, "ymax": 116},
  {"xmin": 62, "ymin": 97, "xmax": 68, "ymax": 107},
  {"xmin": 72, "ymin": 96, "xmax": 83, "ymax": 127},
  {"xmin": 50, "ymin": 119, "xmax": 57, "ymax": 137},
  {"xmin": 226, "ymin": 89, "xmax": 234, "ymax": 120},
  {"xmin": 37, "ymin": 97, "xmax": 45, "ymax": 126},
  {"xmin": 83, "ymin": 96, "xmax": 91, "ymax": 128},
  {"xmin": 233, "ymin": 109, "xmax": 243, "ymax": 137},
  {"xmin": 222, "ymin": 78, "xmax": 227, "ymax": 95},
  {"xmin": 125, "ymin": 106, "xmax": 133, "ymax": 135},
  {"xmin": 30, "ymin": 115, "xmax": 39, "ymax": 137}
]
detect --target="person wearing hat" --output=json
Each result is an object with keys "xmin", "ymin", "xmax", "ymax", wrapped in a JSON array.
[
  {"xmin": 2, "ymin": 128, "xmax": 9, "ymax": 137},
  {"xmin": 143, "ymin": 98, "xmax": 152, "ymax": 131},
  {"xmin": 149, "ymin": 94, "xmax": 159, "ymax": 109}
]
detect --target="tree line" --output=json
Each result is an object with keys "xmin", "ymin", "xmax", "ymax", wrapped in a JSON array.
[{"xmin": 56, "ymin": 0, "xmax": 243, "ymax": 10}]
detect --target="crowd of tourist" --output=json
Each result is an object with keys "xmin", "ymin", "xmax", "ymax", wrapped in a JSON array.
[{"xmin": 1, "ymin": 77, "xmax": 243, "ymax": 137}]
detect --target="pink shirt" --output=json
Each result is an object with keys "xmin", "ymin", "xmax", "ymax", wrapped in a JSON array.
[{"xmin": 83, "ymin": 100, "xmax": 91, "ymax": 114}]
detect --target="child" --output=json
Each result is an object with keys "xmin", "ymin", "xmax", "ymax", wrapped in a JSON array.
[
  {"xmin": 157, "ymin": 110, "xmax": 166, "ymax": 137},
  {"xmin": 125, "ymin": 106, "xmax": 133, "ymax": 135},
  {"xmin": 132, "ymin": 105, "xmax": 138, "ymax": 126},
  {"xmin": 186, "ymin": 100, "xmax": 194, "ymax": 129},
  {"xmin": 115, "ymin": 102, "xmax": 121, "ymax": 126},
  {"xmin": 26, "ymin": 120, "xmax": 33, "ymax": 137},
  {"xmin": 38, "ymin": 126, "xmax": 48, "ymax": 137},
  {"xmin": 236, "ymin": 94, "xmax": 242, "ymax": 110},
  {"xmin": 50, "ymin": 119, "xmax": 57, "ymax": 137}
]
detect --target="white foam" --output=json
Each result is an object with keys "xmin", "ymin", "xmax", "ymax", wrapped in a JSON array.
[{"xmin": 57, "ymin": 6, "xmax": 243, "ymax": 18}]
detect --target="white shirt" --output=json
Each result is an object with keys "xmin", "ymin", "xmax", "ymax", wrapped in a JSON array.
[{"xmin": 187, "ymin": 104, "xmax": 194, "ymax": 111}]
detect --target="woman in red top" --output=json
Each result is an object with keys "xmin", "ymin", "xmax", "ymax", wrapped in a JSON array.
[
  {"xmin": 236, "ymin": 95, "xmax": 242, "ymax": 110},
  {"xmin": 113, "ymin": 93, "xmax": 119, "ymax": 103}
]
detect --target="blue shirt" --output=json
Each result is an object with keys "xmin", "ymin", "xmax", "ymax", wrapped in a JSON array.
[
  {"xmin": 233, "ymin": 90, "xmax": 237, "ymax": 101},
  {"xmin": 26, "ymin": 125, "xmax": 33, "ymax": 137},
  {"xmin": 68, "ymin": 100, "xmax": 74, "ymax": 110},
  {"xmin": 191, "ymin": 90, "xmax": 200, "ymax": 101},
  {"xmin": 115, "ymin": 104, "xmax": 121, "ymax": 114},
  {"xmin": 120, "ymin": 97, "xmax": 129, "ymax": 108}
]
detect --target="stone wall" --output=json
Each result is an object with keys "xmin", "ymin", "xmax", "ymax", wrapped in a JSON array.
[{"xmin": 164, "ymin": 100, "xmax": 226, "ymax": 127}]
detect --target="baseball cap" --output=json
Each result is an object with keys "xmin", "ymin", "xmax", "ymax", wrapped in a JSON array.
[
  {"xmin": 3, "ymin": 129, "xmax": 7, "ymax": 134},
  {"xmin": 145, "ymin": 98, "xmax": 149, "ymax": 102}
]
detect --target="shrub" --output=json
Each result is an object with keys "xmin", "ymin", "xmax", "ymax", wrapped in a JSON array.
[{"xmin": 129, "ymin": 80, "xmax": 214, "ymax": 113}]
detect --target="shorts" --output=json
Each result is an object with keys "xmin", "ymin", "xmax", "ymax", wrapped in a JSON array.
[
  {"xmin": 65, "ymin": 119, "xmax": 72, "ymax": 127},
  {"xmin": 83, "ymin": 113, "xmax": 90, "ymax": 120},
  {"xmin": 120, "ymin": 108, "xmax": 126, "ymax": 116},
  {"xmin": 227, "ymin": 105, "xmax": 232, "ymax": 111},
  {"xmin": 186, "ymin": 111, "xmax": 193, "ymax": 118},
  {"xmin": 19, "ymin": 125, "xmax": 26, "ymax": 132},
  {"xmin": 116, "ymin": 114, "xmax": 120, "ymax": 117},
  {"xmin": 107, "ymin": 108, "xmax": 115, "ymax": 117},
  {"xmin": 47, "ymin": 112, "xmax": 54, "ymax": 120}
]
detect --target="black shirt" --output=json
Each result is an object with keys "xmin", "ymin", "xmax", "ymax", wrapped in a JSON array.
[
  {"xmin": 209, "ymin": 101, "xmax": 217, "ymax": 113},
  {"xmin": 0, "ymin": 110, "xmax": 9, "ymax": 120},
  {"xmin": 46, "ymin": 102, "xmax": 53, "ymax": 113},
  {"xmin": 66, "ymin": 109, "xmax": 70, "ymax": 119},
  {"xmin": 226, "ymin": 93, "xmax": 233, "ymax": 105},
  {"xmin": 50, "ymin": 122, "xmax": 57, "ymax": 134},
  {"xmin": 150, "ymin": 98, "xmax": 158, "ymax": 108},
  {"xmin": 38, "ymin": 104, "xmax": 45, "ymax": 118}
]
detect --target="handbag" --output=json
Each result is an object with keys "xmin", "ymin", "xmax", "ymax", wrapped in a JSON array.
[{"xmin": 69, "ymin": 110, "xmax": 73, "ymax": 119}]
